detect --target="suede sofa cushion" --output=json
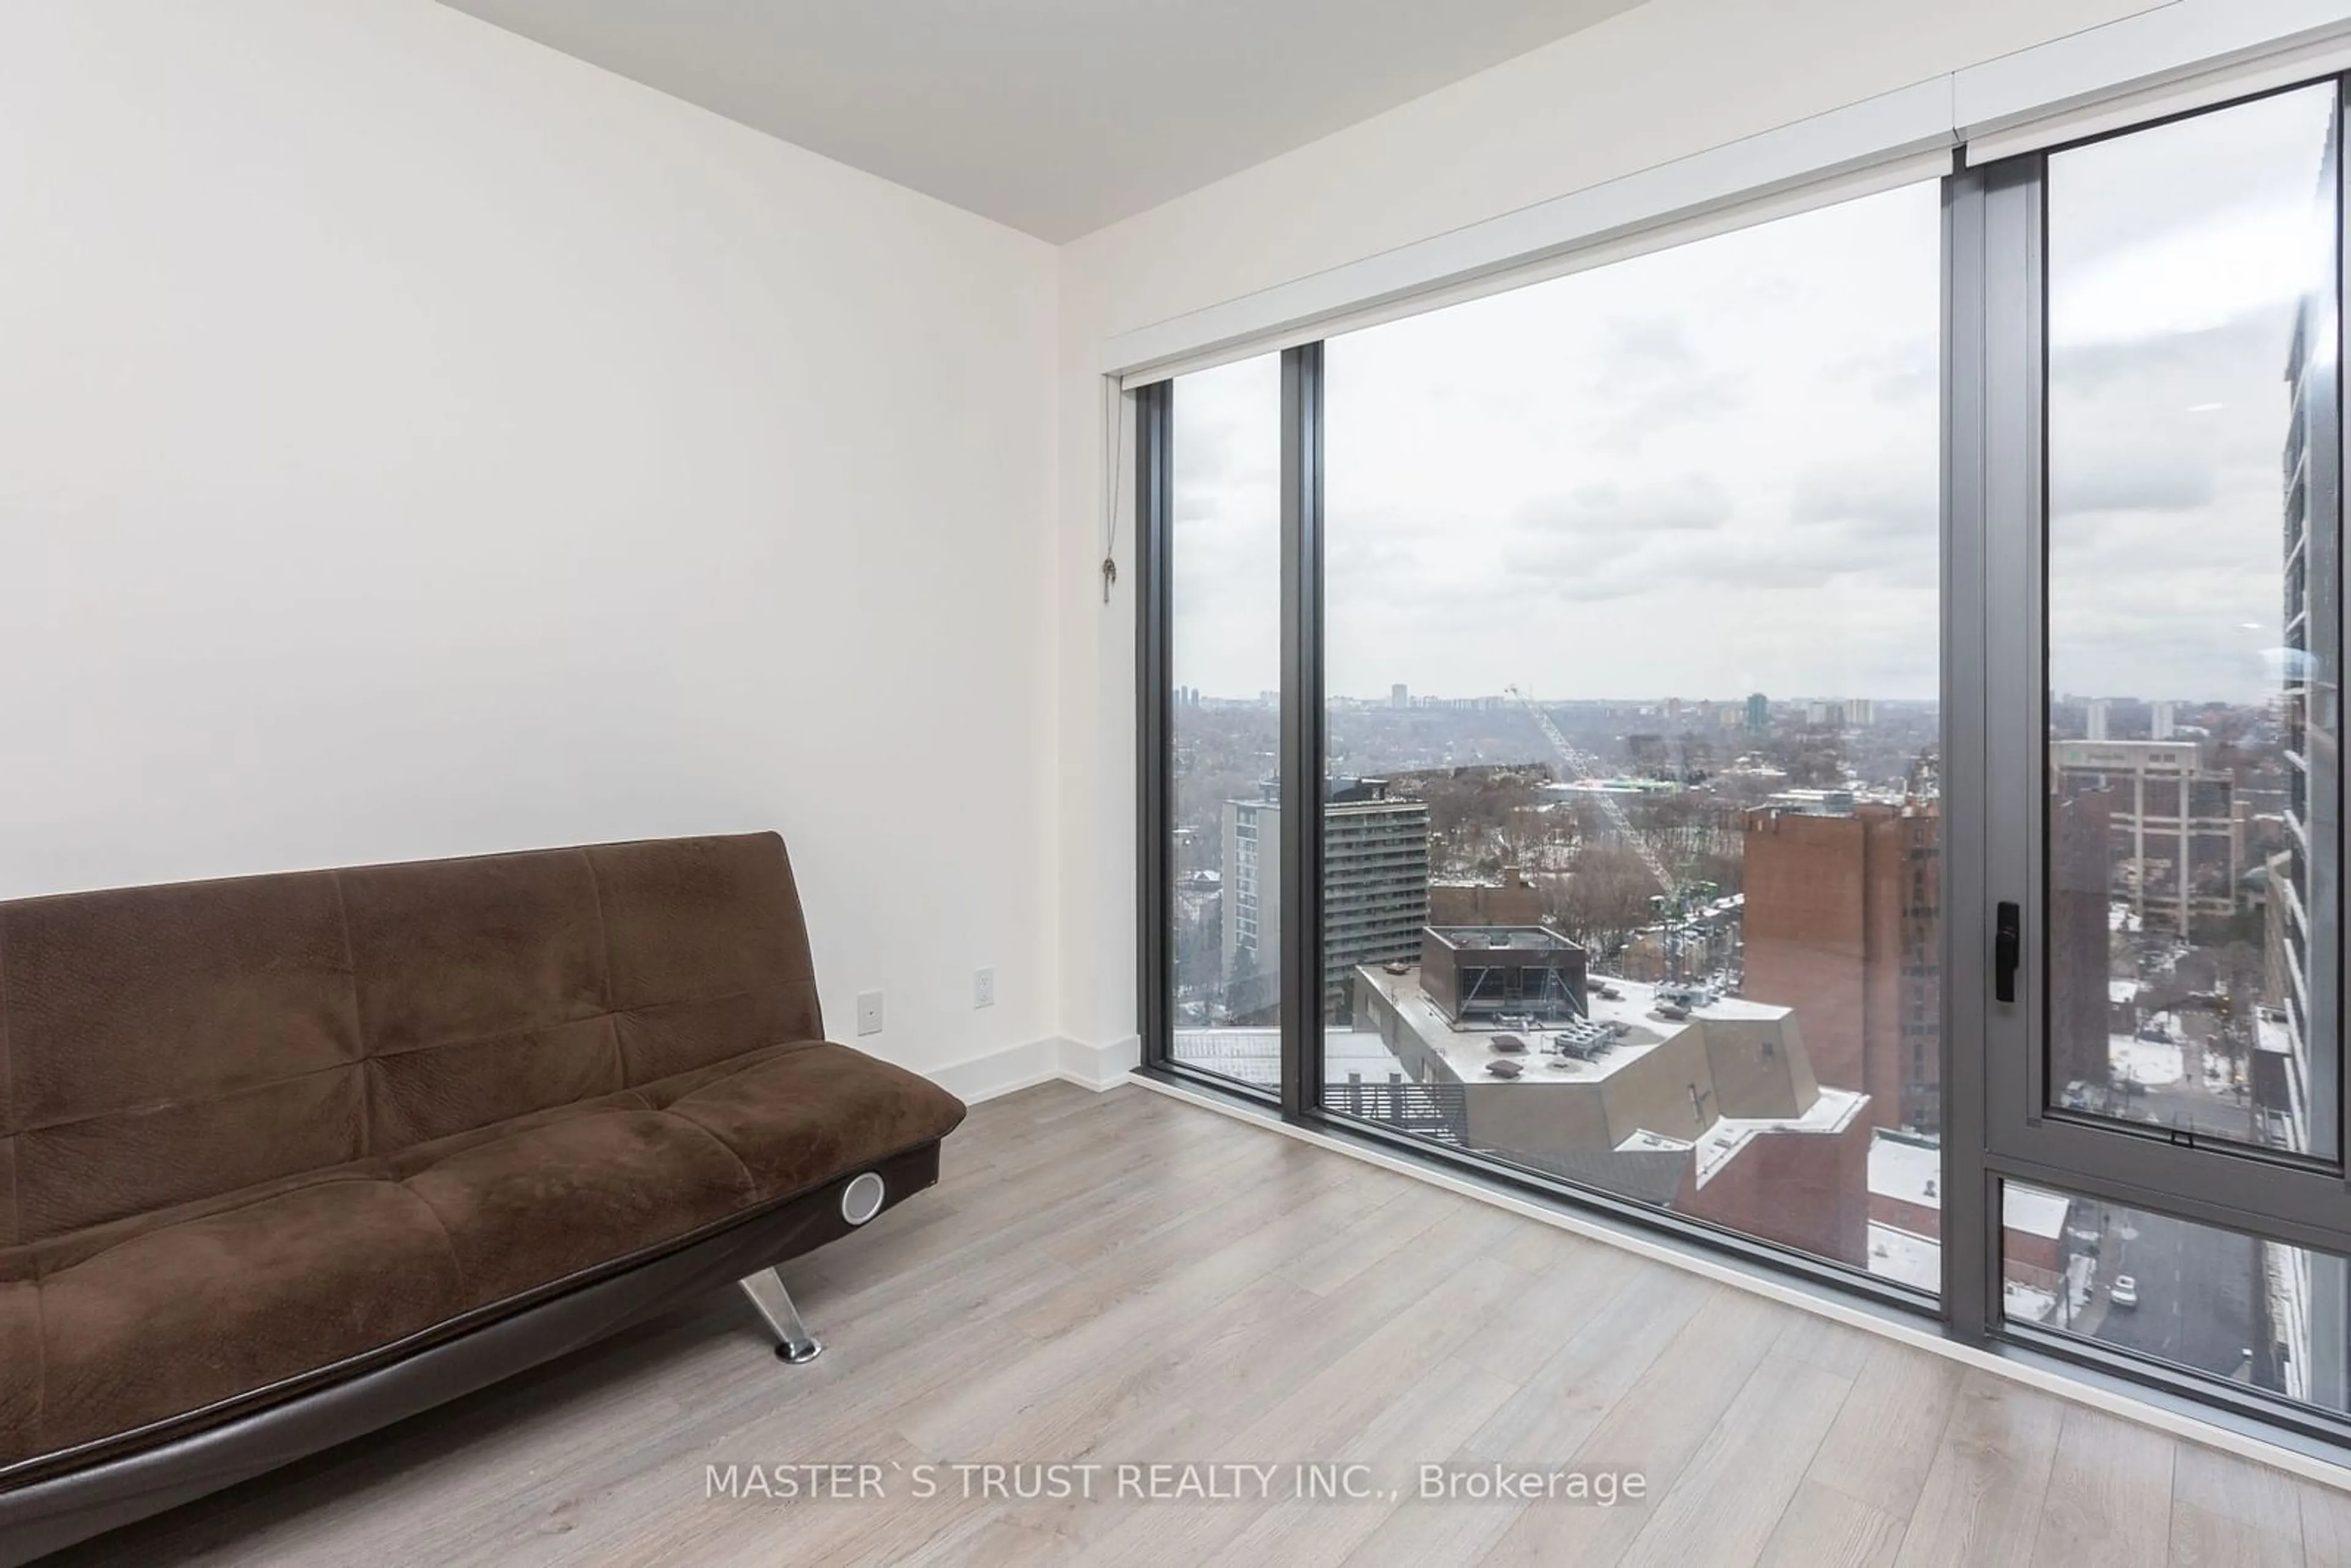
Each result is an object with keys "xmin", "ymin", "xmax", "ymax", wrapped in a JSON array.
[
  {"xmin": 0, "ymin": 834, "xmax": 830, "ymax": 1251},
  {"xmin": 1, "ymin": 1039, "xmax": 964, "ymax": 1468}
]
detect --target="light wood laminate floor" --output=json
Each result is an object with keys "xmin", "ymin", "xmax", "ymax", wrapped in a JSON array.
[{"xmin": 52, "ymin": 1081, "xmax": 2351, "ymax": 1567}]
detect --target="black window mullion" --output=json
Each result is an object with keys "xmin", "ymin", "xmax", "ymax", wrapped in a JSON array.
[
  {"xmin": 1134, "ymin": 380, "xmax": 1174, "ymax": 1070},
  {"xmin": 1279, "ymin": 343, "xmax": 1325, "ymax": 1121}
]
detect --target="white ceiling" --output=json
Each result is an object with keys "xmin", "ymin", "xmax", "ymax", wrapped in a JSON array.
[{"xmin": 437, "ymin": 0, "xmax": 1644, "ymax": 242}]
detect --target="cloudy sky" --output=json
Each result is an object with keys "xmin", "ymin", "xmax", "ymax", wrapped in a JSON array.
[
  {"xmin": 2047, "ymin": 82, "xmax": 2335, "ymax": 710},
  {"xmin": 1170, "ymin": 83, "xmax": 2334, "ymax": 708}
]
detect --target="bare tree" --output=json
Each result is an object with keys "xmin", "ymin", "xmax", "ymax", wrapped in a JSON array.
[{"xmin": 1545, "ymin": 842, "xmax": 1660, "ymax": 959}]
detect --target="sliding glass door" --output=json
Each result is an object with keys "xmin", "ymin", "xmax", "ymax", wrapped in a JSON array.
[{"xmin": 1138, "ymin": 70, "xmax": 2351, "ymax": 1444}]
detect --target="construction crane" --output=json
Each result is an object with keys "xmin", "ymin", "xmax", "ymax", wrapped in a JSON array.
[{"xmin": 1504, "ymin": 685, "xmax": 1677, "ymax": 898}]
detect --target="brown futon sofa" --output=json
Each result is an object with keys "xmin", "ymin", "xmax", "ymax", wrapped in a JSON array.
[{"xmin": 0, "ymin": 831, "xmax": 966, "ymax": 1563}]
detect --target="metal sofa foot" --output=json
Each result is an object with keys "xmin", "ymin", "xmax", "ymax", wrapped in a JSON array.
[{"xmin": 738, "ymin": 1268, "xmax": 823, "ymax": 1364}]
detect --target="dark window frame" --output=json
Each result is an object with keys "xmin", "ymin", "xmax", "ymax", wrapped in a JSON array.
[{"xmin": 1133, "ymin": 73, "xmax": 2351, "ymax": 1452}]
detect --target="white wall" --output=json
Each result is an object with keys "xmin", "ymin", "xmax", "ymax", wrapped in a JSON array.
[
  {"xmin": 0, "ymin": 1, "xmax": 1062, "ymax": 1089},
  {"xmin": 1050, "ymin": 0, "xmax": 2176, "ymax": 1057},
  {"xmin": 5, "ymin": 0, "xmax": 2301, "ymax": 1093}
]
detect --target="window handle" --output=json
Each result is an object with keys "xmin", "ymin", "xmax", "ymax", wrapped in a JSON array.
[{"xmin": 1995, "ymin": 901, "xmax": 2021, "ymax": 1005}]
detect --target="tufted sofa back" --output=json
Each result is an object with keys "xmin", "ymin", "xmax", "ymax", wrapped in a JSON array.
[{"xmin": 0, "ymin": 833, "xmax": 820, "ymax": 1248}]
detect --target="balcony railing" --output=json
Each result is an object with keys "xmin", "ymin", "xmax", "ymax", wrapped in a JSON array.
[{"xmin": 1324, "ymin": 1075, "xmax": 1469, "ymax": 1144}]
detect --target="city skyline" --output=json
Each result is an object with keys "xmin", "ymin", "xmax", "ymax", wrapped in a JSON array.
[
  {"xmin": 1171, "ymin": 684, "xmax": 2256, "ymax": 711},
  {"xmin": 1172, "ymin": 96, "xmax": 2329, "ymax": 707}
]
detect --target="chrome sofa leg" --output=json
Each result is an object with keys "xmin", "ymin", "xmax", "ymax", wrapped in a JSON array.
[{"xmin": 738, "ymin": 1268, "xmax": 823, "ymax": 1364}]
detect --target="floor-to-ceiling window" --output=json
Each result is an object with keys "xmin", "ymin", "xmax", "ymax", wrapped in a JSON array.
[
  {"xmin": 1158, "ymin": 354, "xmax": 1285, "ymax": 1090},
  {"xmin": 1314, "ymin": 183, "xmax": 1944, "ymax": 1287},
  {"xmin": 1138, "ymin": 73, "xmax": 2351, "ymax": 1444}
]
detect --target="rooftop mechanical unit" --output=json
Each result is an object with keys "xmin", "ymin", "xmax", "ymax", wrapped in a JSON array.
[{"xmin": 1548, "ymin": 1021, "xmax": 1616, "ymax": 1060}]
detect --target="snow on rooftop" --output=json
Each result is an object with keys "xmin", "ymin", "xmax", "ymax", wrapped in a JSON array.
[
  {"xmin": 1869, "ymin": 1131, "xmax": 2069, "ymax": 1240},
  {"xmin": 1356, "ymin": 964, "xmax": 1793, "ymax": 1090},
  {"xmin": 2003, "ymin": 1280, "xmax": 2058, "ymax": 1324},
  {"xmin": 1869, "ymin": 1134, "xmax": 1941, "ymax": 1209},
  {"xmin": 2003, "ymin": 1184, "xmax": 2069, "ymax": 1240},
  {"xmin": 1358, "ymin": 967, "xmax": 1664, "ymax": 1085},
  {"xmin": 1170, "ymin": 1027, "xmax": 1409, "ymax": 1088},
  {"xmin": 1680, "ymin": 989, "xmax": 1787, "ymax": 1022},
  {"xmin": 1616, "ymin": 1129, "xmax": 1690, "ymax": 1155},
  {"xmin": 1691, "ymin": 1087, "xmax": 1866, "ymax": 1186},
  {"xmin": 1867, "ymin": 1223, "xmax": 1940, "ymax": 1292},
  {"xmin": 1872, "ymin": 1220, "xmax": 2065, "ymax": 1310}
]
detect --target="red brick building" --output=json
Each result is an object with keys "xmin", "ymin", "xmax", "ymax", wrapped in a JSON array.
[
  {"xmin": 1680, "ymin": 1105, "xmax": 1874, "ymax": 1267},
  {"xmin": 1427, "ymin": 872, "xmax": 1542, "ymax": 928},
  {"xmin": 1742, "ymin": 803, "xmax": 1940, "ymax": 1134}
]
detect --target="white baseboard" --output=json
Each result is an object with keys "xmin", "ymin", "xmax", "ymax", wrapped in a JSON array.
[
  {"xmin": 1054, "ymin": 1032, "xmax": 1142, "ymax": 1091},
  {"xmin": 923, "ymin": 1033, "xmax": 1140, "ymax": 1105}
]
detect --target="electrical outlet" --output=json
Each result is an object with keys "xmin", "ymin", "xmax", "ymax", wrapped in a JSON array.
[
  {"xmin": 856, "ymin": 990, "xmax": 883, "ymax": 1036},
  {"xmin": 974, "ymin": 966, "xmax": 996, "ymax": 1008}
]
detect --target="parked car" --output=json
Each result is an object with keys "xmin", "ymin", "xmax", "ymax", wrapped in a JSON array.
[{"xmin": 2111, "ymin": 1275, "xmax": 2139, "ymax": 1309}]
